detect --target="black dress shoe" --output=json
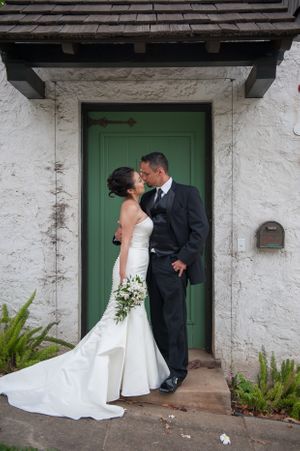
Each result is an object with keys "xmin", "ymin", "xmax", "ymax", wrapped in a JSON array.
[{"xmin": 159, "ymin": 376, "xmax": 184, "ymax": 393}]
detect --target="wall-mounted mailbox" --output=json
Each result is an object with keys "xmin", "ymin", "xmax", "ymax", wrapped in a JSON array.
[{"xmin": 257, "ymin": 221, "xmax": 284, "ymax": 249}]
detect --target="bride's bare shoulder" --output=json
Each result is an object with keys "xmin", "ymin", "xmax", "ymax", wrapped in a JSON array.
[
  {"xmin": 120, "ymin": 199, "xmax": 139, "ymax": 220},
  {"xmin": 122, "ymin": 198, "xmax": 139, "ymax": 210}
]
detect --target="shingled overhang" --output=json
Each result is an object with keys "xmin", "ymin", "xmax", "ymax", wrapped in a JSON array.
[{"xmin": 0, "ymin": 0, "xmax": 299, "ymax": 99}]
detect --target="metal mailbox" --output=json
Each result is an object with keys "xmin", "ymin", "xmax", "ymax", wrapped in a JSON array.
[{"xmin": 256, "ymin": 221, "xmax": 285, "ymax": 249}]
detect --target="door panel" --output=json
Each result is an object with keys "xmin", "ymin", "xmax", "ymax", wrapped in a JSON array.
[{"xmin": 85, "ymin": 111, "xmax": 207, "ymax": 348}]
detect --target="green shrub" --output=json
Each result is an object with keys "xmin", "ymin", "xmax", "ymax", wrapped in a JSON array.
[
  {"xmin": 0, "ymin": 445, "xmax": 38, "ymax": 451},
  {"xmin": 231, "ymin": 350, "xmax": 300, "ymax": 420},
  {"xmin": 0, "ymin": 291, "xmax": 74, "ymax": 374},
  {"xmin": 0, "ymin": 445, "xmax": 58, "ymax": 451}
]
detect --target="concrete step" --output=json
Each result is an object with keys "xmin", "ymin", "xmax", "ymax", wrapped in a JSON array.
[{"xmin": 121, "ymin": 349, "xmax": 231, "ymax": 416}]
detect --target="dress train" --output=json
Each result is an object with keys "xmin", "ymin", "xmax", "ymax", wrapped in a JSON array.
[{"xmin": 0, "ymin": 217, "xmax": 169, "ymax": 420}]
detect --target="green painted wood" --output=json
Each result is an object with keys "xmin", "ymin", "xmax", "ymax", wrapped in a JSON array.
[{"xmin": 86, "ymin": 111, "xmax": 207, "ymax": 348}]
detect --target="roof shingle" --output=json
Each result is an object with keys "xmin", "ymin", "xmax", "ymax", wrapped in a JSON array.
[{"xmin": 0, "ymin": 1, "xmax": 299, "ymax": 41}]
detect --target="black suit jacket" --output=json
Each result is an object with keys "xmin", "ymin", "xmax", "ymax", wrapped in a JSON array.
[{"xmin": 140, "ymin": 181, "xmax": 209, "ymax": 285}]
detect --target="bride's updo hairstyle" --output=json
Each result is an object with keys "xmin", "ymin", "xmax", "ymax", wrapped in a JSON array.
[{"xmin": 107, "ymin": 167, "xmax": 135, "ymax": 197}]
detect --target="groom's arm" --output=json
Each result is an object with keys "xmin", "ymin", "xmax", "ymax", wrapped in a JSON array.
[
  {"xmin": 112, "ymin": 226, "xmax": 122, "ymax": 246},
  {"xmin": 177, "ymin": 187, "xmax": 209, "ymax": 266}
]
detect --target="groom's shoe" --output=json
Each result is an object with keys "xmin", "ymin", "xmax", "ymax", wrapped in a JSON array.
[{"xmin": 159, "ymin": 376, "xmax": 184, "ymax": 393}]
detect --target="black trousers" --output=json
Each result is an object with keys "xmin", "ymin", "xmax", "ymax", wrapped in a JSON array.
[{"xmin": 147, "ymin": 254, "xmax": 188, "ymax": 379}]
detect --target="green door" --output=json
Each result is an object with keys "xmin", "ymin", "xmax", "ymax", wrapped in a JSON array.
[{"xmin": 84, "ymin": 110, "xmax": 207, "ymax": 348}]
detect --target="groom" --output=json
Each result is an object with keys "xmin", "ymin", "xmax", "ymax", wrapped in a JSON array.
[{"xmin": 139, "ymin": 152, "xmax": 209, "ymax": 393}]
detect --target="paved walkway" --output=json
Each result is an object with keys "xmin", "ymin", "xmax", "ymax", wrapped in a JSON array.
[{"xmin": 0, "ymin": 396, "xmax": 299, "ymax": 451}]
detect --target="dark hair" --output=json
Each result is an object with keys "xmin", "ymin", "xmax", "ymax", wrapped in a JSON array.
[
  {"xmin": 140, "ymin": 152, "xmax": 169, "ymax": 172},
  {"xmin": 107, "ymin": 167, "xmax": 135, "ymax": 197}
]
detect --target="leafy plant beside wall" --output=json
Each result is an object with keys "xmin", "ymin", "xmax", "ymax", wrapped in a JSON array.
[
  {"xmin": 0, "ymin": 291, "xmax": 74, "ymax": 374},
  {"xmin": 231, "ymin": 350, "xmax": 300, "ymax": 420}
]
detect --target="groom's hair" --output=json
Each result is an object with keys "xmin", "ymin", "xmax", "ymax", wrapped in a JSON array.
[{"xmin": 141, "ymin": 152, "xmax": 169, "ymax": 173}]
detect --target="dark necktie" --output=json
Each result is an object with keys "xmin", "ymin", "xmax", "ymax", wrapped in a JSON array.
[{"xmin": 154, "ymin": 188, "xmax": 163, "ymax": 206}]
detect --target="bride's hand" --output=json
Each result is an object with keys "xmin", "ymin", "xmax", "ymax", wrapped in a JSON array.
[{"xmin": 120, "ymin": 272, "xmax": 126, "ymax": 282}]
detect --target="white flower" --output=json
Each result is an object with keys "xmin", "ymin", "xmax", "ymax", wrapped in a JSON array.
[
  {"xmin": 220, "ymin": 433, "xmax": 231, "ymax": 445},
  {"xmin": 114, "ymin": 275, "xmax": 147, "ymax": 323}
]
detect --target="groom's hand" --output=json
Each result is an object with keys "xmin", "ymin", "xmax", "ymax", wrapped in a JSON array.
[
  {"xmin": 171, "ymin": 259, "xmax": 187, "ymax": 277},
  {"xmin": 115, "ymin": 226, "xmax": 122, "ymax": 242}
]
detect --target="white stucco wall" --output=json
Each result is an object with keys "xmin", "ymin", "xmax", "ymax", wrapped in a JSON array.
[
  {"xmin": 0, "ymin": 41, "xmax": 299, "ymax": 376},
  {"xmin": 0, "ymin": 66, "xmax": 58, "ymax": 329}
]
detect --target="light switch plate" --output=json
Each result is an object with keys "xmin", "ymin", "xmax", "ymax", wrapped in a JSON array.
[{"xmin": 237, "ymin": 238, "xmax": 246, "ymax": 252}]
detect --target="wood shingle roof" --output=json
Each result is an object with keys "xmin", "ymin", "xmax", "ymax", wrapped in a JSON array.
[
  {"xmin": 0, "ymin": 1, "xmax": 299, "ymax": 41},
  {"xmin": 0, "ymin": 2, "xmax": 299, "ymax": 100}
]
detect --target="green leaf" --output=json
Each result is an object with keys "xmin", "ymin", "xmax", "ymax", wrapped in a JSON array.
[
  {"xmin": 30, "ymin": 321, "xmax": 58, "ymax": 349},
  {"xmin": 0, "ymin": 291, "xmax": 73, "ymax": 374},
  {"xmin": 0, "ymin": 304, "xmax": 10, "ymax": 326},
  {"xmin": 258, "ymin": 350, "xmax": 268, "ymax": 394},
  {"xmin": 232, "ymin": 350, "xmax": 300, "ymax": 420},
  {"xmin": 44, "ymin": 336, "xmax": 75, "ymax": 349}
]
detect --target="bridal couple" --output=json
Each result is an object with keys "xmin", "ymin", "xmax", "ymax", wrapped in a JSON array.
[{"xmin": 0, "ymin": 152, "xmax": 209, "ymax": 420}]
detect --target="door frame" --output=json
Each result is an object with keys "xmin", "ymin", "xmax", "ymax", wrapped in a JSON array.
[{"xmin": 81, "ymin": 103, "xmax": 213, "ymax": 352}]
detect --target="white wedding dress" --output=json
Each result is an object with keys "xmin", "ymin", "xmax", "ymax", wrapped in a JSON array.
[{"xmin": 0, "ymin": 216, "xmax": 169, "ymax": 420}]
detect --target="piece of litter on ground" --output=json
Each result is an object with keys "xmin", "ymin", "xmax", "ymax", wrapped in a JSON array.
[
  {"xmin": 180, "ymin": 434, "xmax": 191, "ymax": 439},
  {"xmin": 220, "ymin": 433, "xmax": 231, "ymax": 445},
  {"xmin": 250, "ymin": 438, "xmax": 270, "ymax": 446},
  {"xmin": 168, "ymin": 414, "xmax": 175, "ymax": 419},
  {"xmin": 160, "ymin": 417, "xmax": 172, "ymax": 433}
]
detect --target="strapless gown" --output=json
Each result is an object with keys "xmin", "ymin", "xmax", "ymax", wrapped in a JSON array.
[{"xmin": 0, "ymin": 217, "xmax": 169, "ymax": 420}]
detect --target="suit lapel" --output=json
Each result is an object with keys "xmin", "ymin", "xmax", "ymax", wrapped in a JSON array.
[
  {"xmin": 143, "ymin": 181, "xmax": 177, "ymax": 219},
  {"xmin": 143, "ymin": 189, "xmax": 156, "ymax": 217},
  {"xmin": 166, "ymin": 181, "xmax": 177, "ymax": 223}
]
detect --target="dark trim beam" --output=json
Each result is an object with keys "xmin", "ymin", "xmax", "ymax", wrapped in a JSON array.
[
  {"xmin": 245, "ymin": 58, "xmax": 277, "ymax": 98},
  {"xmin": 205, "ymin": 41, "xmax": 221, "ymax": 54},
  {"xmin": 5, "ymin": 61, "xmax": 45, "ymax": 99},
  {"xmin": 0, "ymin": 41, "xmax": 282, "ymax": 68},
  {"xmin": 0, "ymin": 37, "xmax": 293, "ymax": 99},
  {"xmin": 134, "ymin": 42, "xmax": 146, "ymax": 54},
  {"xmin": 61, "ymin": 43, "xmax": 78, "ymax": 55}
]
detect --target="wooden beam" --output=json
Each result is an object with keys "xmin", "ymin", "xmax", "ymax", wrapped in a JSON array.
[
  {"xmin": 245, "ymin": 58, "xmax": 277, "ymax": 98},
  {"xmin": 205, "ymin": 41, "xmax": 220, "ymax": 54},
  {"xmin": 62, "ymin": 43, "xmax": 78, "ymax": 55},
  {"xmin": 134, "ymin": 42, "xmax": 146, "ymax": 54},
  {"xmin": 0, "ymin": 41, "xmax": 279, "ymax": 68},
  {"xmin": 5, "ymin": 61, "xmax": 45, "ymax": 99}
]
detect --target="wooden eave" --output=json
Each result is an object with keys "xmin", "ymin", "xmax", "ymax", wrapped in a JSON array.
[{"xmin": 0, "ymin": 0, "xmax": 299, "ymax": 99}]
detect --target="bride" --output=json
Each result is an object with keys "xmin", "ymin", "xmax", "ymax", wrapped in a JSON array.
[{"xmin": 0, "ymin": 167, "xmax": 169, "ymax": 420}]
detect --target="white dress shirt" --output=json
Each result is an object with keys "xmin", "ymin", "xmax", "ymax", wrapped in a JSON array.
[{"xmin": 154, "ymin": 177, "xmax": 173, "ymax": 201}]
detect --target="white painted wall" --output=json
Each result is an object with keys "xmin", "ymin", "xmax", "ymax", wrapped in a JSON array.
[
  {"xmin": 0, "ymin": 42, "xmax": 299, "ymax": 375},
  {"xmin": 0, "ymin": 65, "xmax": 58, "ymax": 331}
]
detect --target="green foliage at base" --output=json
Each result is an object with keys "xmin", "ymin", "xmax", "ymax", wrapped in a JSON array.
[
  {"xmin": 231, "ymin": 350, "xmax": 300, "ymax": 420},
  {"xmin": 0, "ymin": 291, "xmax": 74, "ymax": 374},
  {"xmin": 0, "ymin": 445, "xmax": 39, "ymax": 451},
  {"xmin": 0, "ymin": 445, "xmax": 58, "ymax": 451}
]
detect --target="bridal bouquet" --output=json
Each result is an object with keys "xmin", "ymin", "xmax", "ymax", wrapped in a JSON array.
[{"xmin": 114, "ymin": 275, "xmax": 147, "ymax": 324}]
